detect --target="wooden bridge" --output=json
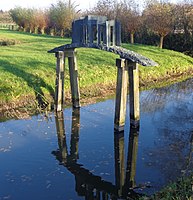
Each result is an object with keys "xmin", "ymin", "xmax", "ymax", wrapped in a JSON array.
[{"xmin": 48, "ymin": 15, "xmax": 157, "ymax": 130}]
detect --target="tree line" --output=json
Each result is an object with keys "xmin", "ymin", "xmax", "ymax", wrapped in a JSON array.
[
  {"xmin": 9, "ymin": 0, "xmax": 79, "ymax": 36},
  {"xmin": 7, "ymin": 0, "xmax": 193, "ymax": 53},
  {"xmin": 90, "ymin": 0, "xmax": 193, "ymax": 53},
  {"xmin": 0, "ymin": 10, "xmax": 14, "ymax": 24}
]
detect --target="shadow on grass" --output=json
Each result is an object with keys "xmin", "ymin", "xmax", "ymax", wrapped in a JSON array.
[{"xmin": 0, "ymin": 59, "xmax": 55, "ymax": 109}]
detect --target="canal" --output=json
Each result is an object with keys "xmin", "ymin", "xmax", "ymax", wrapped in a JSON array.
[{"xmin": 0, "ymin": 78, "xmax": 192, "ymax": 199}]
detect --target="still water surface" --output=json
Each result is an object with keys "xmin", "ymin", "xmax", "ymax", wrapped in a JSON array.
[{"xmin": 0, "ymin": 79, "xmax": 192, "ymax": 199}]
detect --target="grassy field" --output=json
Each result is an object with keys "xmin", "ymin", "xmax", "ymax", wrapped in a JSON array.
[
  {"xmin": 0, "ymin": 29, "xmax": 117, "ymax": 110},
  {"xmin": 122, "ymin": 43, "xmax": 193, "ymax": 88},
  {"xmin": 0, "ymin": 29, "xmax": 193, "ymax": 118}
]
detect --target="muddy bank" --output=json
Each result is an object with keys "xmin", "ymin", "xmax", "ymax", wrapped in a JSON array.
[{"xmin": 0, "ymin": 71, "xmax": 193, "ymax": 121}]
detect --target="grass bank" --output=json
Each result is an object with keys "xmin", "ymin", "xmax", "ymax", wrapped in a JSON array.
[
  {"xmin": 0, "ymin": 29, "xmax": 193, "ymax": 119},
  {"xmin": 140, "ymin": 175, "xmax": 192, "ymax": 200}
]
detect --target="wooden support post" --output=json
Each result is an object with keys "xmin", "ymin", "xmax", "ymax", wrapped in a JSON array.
[
  {"xmin": 128, "ymin": 61, "xmax": 140, "ymax": 127},
  {"xmin": 114, "ymin": 58, "xmax": 128, "ymax": 131},
  {"xmin": 65, "ymin": 49, "xmax": 81, "ymax": 108},
  {"xmin": 55, "ymin": 51, "xmax": 64, "ymax": 111}
]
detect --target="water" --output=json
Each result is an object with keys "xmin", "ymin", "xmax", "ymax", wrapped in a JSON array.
[{"xmin": 0, "ymin": 79, "xmax": 192, "ymax": 199}]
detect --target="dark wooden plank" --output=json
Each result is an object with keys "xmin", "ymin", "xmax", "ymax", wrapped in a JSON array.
[
  {"xmin": 114, "ymin": 58, "xmax": 128, "ymax": 131},
  {"xmin": 48, "ymin": 43, "xmax": 158, "ymax": 67},
  {"xmin": 128, "ymin": 61, "xmax": 140, "ymax": 127},
  {"xmin": 55, "ymin": 51, "xmax": 65, "ymax": 111}
]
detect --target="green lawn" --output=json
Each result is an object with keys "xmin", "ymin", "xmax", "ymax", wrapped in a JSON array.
[
  {"xmin": 0, "ymin": 29, "xmax": 193, "ymax": 111},
  {"xmin": 0, "ymin": 29, "xmax": 118, "ymax": 105},
  {"xmin": 122, "ymin": 43, "xmax": 193, "ymax": 87}
]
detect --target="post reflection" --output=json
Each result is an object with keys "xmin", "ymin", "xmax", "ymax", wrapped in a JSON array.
[
  {"xmin": 52, "ymin": 109, "xmax": 141, "ymax": 199},
  {"xmin": 70, "ymin": 108, "xmax": 80, "ymax": 162},
  {"xmin": 55, "ymin": 111, "xmax": 68, "ymax": 163},
  {"xmin": 114, "ymin": 130, "xmax": 125, "ymax": 196},
  {"xmin": 124, "ymin": 126, "xmax": 139, "ymax": 197}
]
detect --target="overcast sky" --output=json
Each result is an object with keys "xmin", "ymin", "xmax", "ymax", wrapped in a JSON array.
[{"xmin": 0, "ymin": 0, "xmax": 97, "ymax": 11}]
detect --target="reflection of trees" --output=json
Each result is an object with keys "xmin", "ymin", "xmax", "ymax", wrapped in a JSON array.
[
  {"xmin": 141, "ymin": 78, "xmax": 193, "ymax": 113},
  {"xmin": 144, "ymin": 129, "xmax": 192, "ymax": 182},
  {"xmin": 52, "ymin": 109, "xmax": 143, "ymax": 199},
  {"xmin": 143, "ymin": 79, "xmax": 193, "ymax": 182}
]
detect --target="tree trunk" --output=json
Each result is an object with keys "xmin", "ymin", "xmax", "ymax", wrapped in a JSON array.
[
  {"xmin": 130, "ymin": 33, "xmax": 134, "ymax": 44},
  {"xmin": 159, "ymin": 35, "xmax": 164, "ymax": 49},
  {"xmin": 50, "ymin": 28, "xmax": 54, "ymax": 36},
  {"xmin": 60, "ymin": 29, "xmax": 64, "ymax": 37},
  {"xmin": 34, "ymin": 27, "xmax": 38, "ymax": 34},
  {"xmin": 40, "ymin": 28, "xmax": 45, "ymax": 35},
  {"xmin": 184, "ymin": 23, "xmax": 189, "ymax": 42}
]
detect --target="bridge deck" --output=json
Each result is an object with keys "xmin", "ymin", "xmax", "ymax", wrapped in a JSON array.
[{"xmin": 48, "ymin": 43, "xmax": 158, "ymax": 67}]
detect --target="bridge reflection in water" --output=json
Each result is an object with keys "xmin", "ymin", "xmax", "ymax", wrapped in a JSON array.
[{"xmin": 52, "ymin": 108, "xmax": 142, "ymax": 200}]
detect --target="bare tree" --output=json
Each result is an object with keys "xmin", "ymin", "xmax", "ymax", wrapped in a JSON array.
[
  {"xmin": 88, "ymin": 0, "xmax": 141, "ymax": 43},
  {"xmin": 48, "ymin": 0, "xmax": 79, "ymax": 37},
  {"xmin": 88, "ymin": 0, "xmax": 120, "ymax": 19},
  {"xmin": 10, "ymin": 7, "xmax": 26, "ymax": 30},
  {"xmin": 174, "ymin": 1, "xmax": 193, "ymax": 35},
  {"xmin": 143, "ymin": 1, "xmax": 174, "ymax": 48},
  {"xmin": 118, "ymin": 0, "xmax": 141, "ymax": 44},
  {"xmin": 34, "ymin": 10, "xmax": 48, "ymax": 34},
  {"xmin": 0, "ymin": 11, "xmax": 13, "ymax": 24}
]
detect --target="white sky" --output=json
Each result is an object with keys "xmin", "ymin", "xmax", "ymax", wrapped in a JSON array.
[
  {"xmin": 0, "ymin": 0, "xmax": 181, "ymax": 12},
  {"xmin": 0, "ymin": 0, "xmax": 97, "ymax": 11}
]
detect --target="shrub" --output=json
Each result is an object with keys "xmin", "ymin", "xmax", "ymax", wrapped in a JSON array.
[{"xmin": 0, "ymin": 38, "xmax": 20, "ymax": 46}]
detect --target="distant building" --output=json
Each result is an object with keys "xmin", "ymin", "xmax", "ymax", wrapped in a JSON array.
[{"xmin": 72, "ymin": 15, "xmax": 121, "ymax": 46}]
